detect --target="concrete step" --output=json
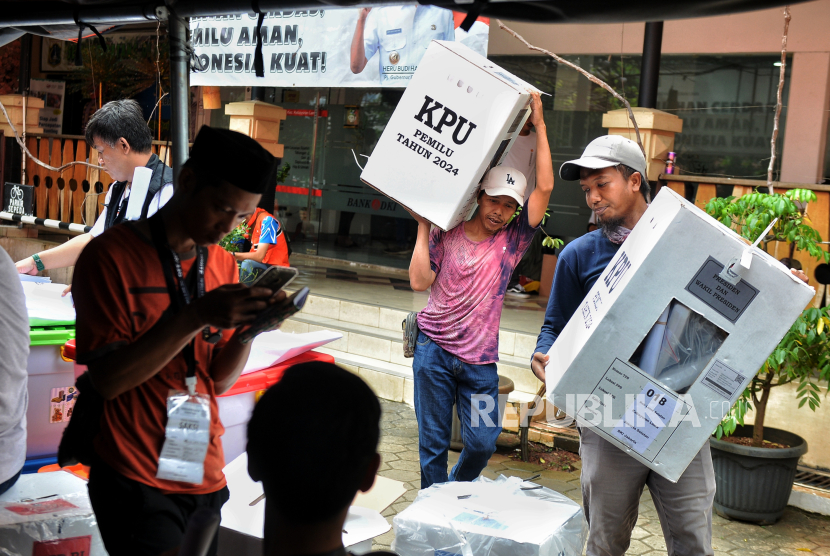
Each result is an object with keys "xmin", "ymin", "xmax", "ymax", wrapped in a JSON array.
[
  {"xmin": 314, "ymin": 346, "xmax": 415, "ymax": 405},
  {"xmin": 316, "ymin": 346, "xmax": 542, "ymax": 413},
  {"xmin": 294, "ymin": 292, "xmax": 540, "ymax": 360},
  {"xmin": 283, "ymin": 310, "xmax": 544, "ymax": 396}
]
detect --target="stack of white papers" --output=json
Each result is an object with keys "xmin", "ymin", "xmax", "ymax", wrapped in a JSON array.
[
  {"xmin": 20, "ymin": 281, "xmax": 75, "ymax": 325},
  {"xmin": 242, "ymin": 329, "xmax": 343, "ymax": 374}
]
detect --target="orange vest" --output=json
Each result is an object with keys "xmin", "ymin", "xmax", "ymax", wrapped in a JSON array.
[{"xmin": 248, "ymin": 208, "xmax": 290, "ymax": 267}]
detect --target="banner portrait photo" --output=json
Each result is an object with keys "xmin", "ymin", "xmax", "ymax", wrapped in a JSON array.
[{"xmin": 189, "ymin": 6, "xmax": 489, "ymax": 88}]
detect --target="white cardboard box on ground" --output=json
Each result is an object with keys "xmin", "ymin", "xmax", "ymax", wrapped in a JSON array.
[
  {"xmin": 544, "ymin": 187, "xmax": 815, "ymax": 482},
  {"xmin": 392, "ymin": 475, "xmax": 587, "ymax": 556},
  {"xmin": 360, "ymin": 40, "xmax": 538, "ymax": 231},
  {"xmin": 217, "ymin": 453, "xmax": 406, "ymax": 556},
  {"xmin": 0, "ymin": 471, "xmax": 106, "ymax": 555}
]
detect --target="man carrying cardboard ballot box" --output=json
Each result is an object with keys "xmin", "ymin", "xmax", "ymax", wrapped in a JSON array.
[
  {"xmin": 530, "ymin": 135, "xmax": 809, "ymax": 556},
  {"xmin": 72, "ymin": 126, "xmax": 281, "ymax": 556},
  {"xmin": 409, "ymin": 92, "xmax": 553, "ymax": 489},
  {"xmin": 16, "ymin": 100, "xmax": 174, "ymax": 290}
]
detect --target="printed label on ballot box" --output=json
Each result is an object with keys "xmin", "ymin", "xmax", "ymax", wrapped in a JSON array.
[
  {"xmin": 33, "ymin": 536, "xmax": 92, "ymax": 556},
  {"xmin": 576, "ymin": 359, "xmax": 692, "ymax": 462}
]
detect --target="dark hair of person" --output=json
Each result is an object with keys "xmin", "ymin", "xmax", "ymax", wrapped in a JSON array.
[
  {"xmin": 247, "ymin": 362, "xmax": 381, "ymax": 523},
  {"xmin": 779, "ymin": 257, "xmax": 803, "ymax": 271},
  {"xmin": 615, "ymin": 163, "xmax": 650, "ymax": 202},
  {"xmin": 84, "ymin": 99, "xmax": 153, "ymax": 154}
]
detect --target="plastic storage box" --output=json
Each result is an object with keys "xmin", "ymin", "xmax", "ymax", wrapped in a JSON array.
[
  {"xmin": 0, "ymin": 470, "xmax": 106, "ymax": 555},
  {"xmin": 22, "ymin": 282, "xmax": 77, "ymax": 463},
  {"xmin": 27, "ymin": 326, "xmax": 76, "ymax": 461},
  {"xmin": 392, "ymin": 475, "xmax": 587, "ymax": 556},
  {"xmin": 218, "ymin": 350, "xmax": 335, "ymax": 464}
]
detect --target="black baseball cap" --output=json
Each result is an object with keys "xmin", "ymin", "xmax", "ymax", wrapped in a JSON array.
[{"xmin": 184, "ymin": 126, "xmax": 278, "ymax": 194}]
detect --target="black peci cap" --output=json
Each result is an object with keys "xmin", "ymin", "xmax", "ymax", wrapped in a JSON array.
[{"xmin": 184, "ymin": 126, "xmax": 278, "ymax": 194}]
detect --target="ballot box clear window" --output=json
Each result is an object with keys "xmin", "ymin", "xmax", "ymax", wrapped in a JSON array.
[{"xmin": 629, "ymin": 299, "xmax": 728, "ymax": 394}]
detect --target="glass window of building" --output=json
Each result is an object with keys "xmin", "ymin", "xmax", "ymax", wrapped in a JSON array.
[{"xmin": 207, "ymin": 54, "xmax": 791, "ymax": 268}]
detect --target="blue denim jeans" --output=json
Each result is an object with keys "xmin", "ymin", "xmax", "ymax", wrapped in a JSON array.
[
  {"xmin": 239, "ymin": 259, "xmax": 271, "ymax": 286},
  {"xmin": 413, "ymin": 331, "xmax": 501, "ymax": 489}
]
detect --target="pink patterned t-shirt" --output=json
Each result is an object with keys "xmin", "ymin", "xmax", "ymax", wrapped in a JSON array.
[{"xmin": 417, "ymin": 205, "xmax": 538, "ymax": 364}]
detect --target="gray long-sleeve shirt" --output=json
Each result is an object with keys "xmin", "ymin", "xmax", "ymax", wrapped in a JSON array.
[{"xmin": 0, "ymin": 248, "xmax": 29, "ymax": 482}]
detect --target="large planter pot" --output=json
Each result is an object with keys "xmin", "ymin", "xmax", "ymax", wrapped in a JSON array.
[{"xmin": 709, "ymin": 424, "xmax": 807, "ymax": 524}]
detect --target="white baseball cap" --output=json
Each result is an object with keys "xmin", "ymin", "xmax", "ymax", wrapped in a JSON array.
[
  {"xmin": 482, "ymin": 166, "xmax": 527, "ymax": 206},
  {"xmin": 560, "ymin": 135, "xmax": 646, "ymax": 181}
]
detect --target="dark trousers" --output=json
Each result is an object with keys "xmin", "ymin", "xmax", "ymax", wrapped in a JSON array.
[{"xmin": 87, "ymin": 458, "xmax": 229, "ymax": 556}]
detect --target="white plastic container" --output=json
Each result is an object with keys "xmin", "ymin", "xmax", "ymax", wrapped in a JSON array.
[
  {"xmin": 27, "ymin": 328, "xmax": 76, "ymax": 459},
  {"xmin": 22, "ymin": 281, "xmax": 78, "ymax": 461},
  {"xmin": 392, "ymin": 475, "xmax": 587, "ymax": 556},
  {"xmin": 0, "ymin": 471, "xmax": 106, "ymax": 555}
]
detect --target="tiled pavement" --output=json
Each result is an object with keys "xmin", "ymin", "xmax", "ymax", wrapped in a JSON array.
[{"xmin": 373, "ymin": 399, "xmax": 830, "ymax": 555}]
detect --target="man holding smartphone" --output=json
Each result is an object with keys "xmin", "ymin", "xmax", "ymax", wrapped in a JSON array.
[{"xmin": 72, "ymin": 127, "xmax": 280, "ymax": 556}]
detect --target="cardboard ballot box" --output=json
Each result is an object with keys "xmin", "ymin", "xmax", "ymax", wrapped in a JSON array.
[
  {"xmin": 360, "ymin": 40, "xmax": 539, "ymax": 231},
  {"xmin": 544, "ymin": 187, "xmax": 815, "ymax": 482},
  {"xmin": 392, "ymin": 475, "xmax": 587, "ymax": 556},
  {"xmin": 0, "ymin": 471, "xmax": 106, "ymax": 555}
]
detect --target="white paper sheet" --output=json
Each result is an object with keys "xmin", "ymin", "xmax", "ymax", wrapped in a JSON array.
[
  {"xmin": 124, "ymin": 166, "xmax": 153, "ymax": 221},
  {"xmin": 21, "ymin": 281, "xmax": 75, "ymax": 324},
  {"xmin": 19, "ymin": 274, "xmax": 51, "ymax": 283},
  {"xmin": 242, "ymin": 330, "xmax": 343, "ymax": 375}
]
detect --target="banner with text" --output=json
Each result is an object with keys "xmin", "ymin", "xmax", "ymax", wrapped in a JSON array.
[
  {"xmin": 190, "ymin": 7, "xmax": 488, "ymax": 88},
  {"xmin": 30, "ymin": 79, "xmax": 65, "ymax": 135}
]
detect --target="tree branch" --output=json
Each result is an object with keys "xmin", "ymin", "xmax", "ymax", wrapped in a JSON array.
[
  {"xmin": 497, "ymin": 20, "xmax": 645, "ymax": 157},
  {"xmin": 767, "ymin": 5, "xmax": 791, "ymax": 194}
]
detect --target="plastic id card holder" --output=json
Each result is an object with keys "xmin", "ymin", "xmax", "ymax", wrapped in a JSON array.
[{"xmin": 156, "ymin": 391, "xmax": 211, "ymax": 484}]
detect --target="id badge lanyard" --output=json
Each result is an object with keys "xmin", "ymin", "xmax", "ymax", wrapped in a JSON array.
[{"xmin": 149, "ymin": 216, "xmax": 220, "ymax": 484}]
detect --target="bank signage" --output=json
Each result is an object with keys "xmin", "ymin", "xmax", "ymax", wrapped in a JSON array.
[{"xmin": 321, "ymin": 189, "xmax": 405, "ymax": 216}]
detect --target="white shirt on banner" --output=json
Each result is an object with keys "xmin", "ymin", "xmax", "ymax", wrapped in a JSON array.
[{"xmin": 363, "ymin": 6, "xmax": 455, "ymax": 83}]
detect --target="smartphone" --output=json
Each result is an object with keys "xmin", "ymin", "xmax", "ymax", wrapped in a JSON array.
[
  {"xmin": 249, "ymin": 266, "xmax": 299, "ymax": 293},
  {"xmin": 237, "ymin": 287, "xmax": 310, "ymax": 344}
]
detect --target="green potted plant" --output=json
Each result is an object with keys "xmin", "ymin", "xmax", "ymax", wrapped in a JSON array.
[
  {"xmin": 219, "ymin": 221, "xmax": 251, "ymax": 255},
  {"xmin": 704, "ymin": 188, "xmax": 830, "ymax": 524}
]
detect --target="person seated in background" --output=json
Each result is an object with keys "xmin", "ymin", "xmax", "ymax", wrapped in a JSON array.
[
  {"xmin": 15, "ymin": 100, "xmax": 173, "ymax": 287},
  {"xmin": 247, "ymin": 361, "xmax": 395, "ymax": 556},
  {"xmin": 235, "ymin": 188, "xmax": 290, "ymax": 284}
]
